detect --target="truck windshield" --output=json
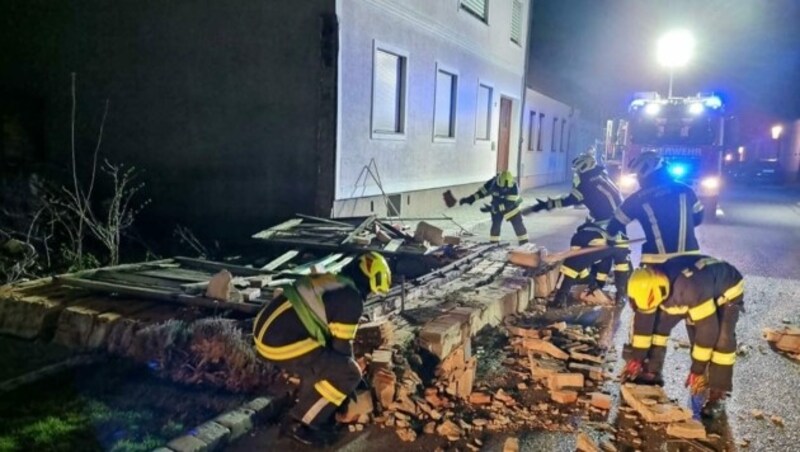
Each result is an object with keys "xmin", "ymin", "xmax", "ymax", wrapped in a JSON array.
[{"xmin": 629, "ymin": 103, "xmax": 721, "ymax": 146}]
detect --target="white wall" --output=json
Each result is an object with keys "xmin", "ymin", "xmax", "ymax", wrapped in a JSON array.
[
  {"xmin": 335, "ymin": 0, "xmax": 529, "ymax": 203},
  {"xmin": 518, "ymin": 88, "xmax": 575, "ymax": 188},
  {"xmin": 785, "ymin": 119, "xmax": 800, "ymax": 183}
]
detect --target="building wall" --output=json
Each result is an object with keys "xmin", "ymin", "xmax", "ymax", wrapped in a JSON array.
[
  {"xmin": 518, "ymin": 88, "xmax": 575, "ymax": 189},
  {"xmin": 0, "ymin": 0, "xmax": 337, "ymax": 245},
  {"xmin": 785, "ymin": 120, "xmax": 800, "ymax": 183},
  {"xmin": 333, "ymin": 0, "xmax": 528, "ymax": 217}
]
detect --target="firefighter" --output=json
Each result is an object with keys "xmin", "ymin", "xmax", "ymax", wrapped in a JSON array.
[
  {"xmin": 620, "ymin": 255, "xmax": 743, "ymax": 411},
  {"xmin": 460, "ymin": 171, "xmax": 528, "ymax": 245},
  {"xmin": 607, "ymin": 150, "xmax": 704, "ymax": 265},
  {"xmin": 253, "ymin": 252, "xmax": 391, "ymax": 447},
  {"xmin": 525, "ymin": 153, "xmax": 631, "ymax": 306}
]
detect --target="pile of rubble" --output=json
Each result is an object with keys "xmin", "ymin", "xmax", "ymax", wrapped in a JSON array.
[{"xmin": 336, "ymin": 317, "xmax": 616, "ymax": 448}]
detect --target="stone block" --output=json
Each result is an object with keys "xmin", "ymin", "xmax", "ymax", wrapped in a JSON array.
[
  {"xmin": 371, "ymin": 369, "xmax": 396, "ymax": 410},
  {"xmin": 621, "ymin": 384, "xmax": 692, "ymax": 423},
  {"xmin": 523, "ymin": 338, "xmax": 569, "ymax": 360},
  {"xmin": 666, "ymin": 420, "xmax": 707, "ymax": 440},
  {"xmin": 414, "ymin": 222, "xmax": 444, "ymax": 246},
  {"xmin": 0, "ymin": 287, "xmax": 67, "ymax": 339},
  {"xmin": 338, "ymin": 390, "xmax": 374, "ymax": 423},
  {"xmin": 191, "ymin": 421, "xmax": 230, "ymax": 451},
  {"xmin": 214, "ymin": 408, "xmax": 255, "ymax": 440},
  {"xmin": 534, "ymin": 266, "xmax": 559, "ymax": 298},
  {"xmin": 576, "ymin": 432, "xmax": 600, "ymax": 452},
  {"xmin": 167, "ymin": 435, "xmax": 208, "ymax": 452}
]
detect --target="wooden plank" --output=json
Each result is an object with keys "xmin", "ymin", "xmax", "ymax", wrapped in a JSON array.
[
  {"xmin": 261, "ymin": 250, "xmax": 300, "ymax": 272},
  {"xmin": 137, "ymin": 268, "xmax": 214, "ymax": 282},
  {"xmin": 296, "ymin": 213, "xmax": 354, "ymax": 228},
  {"xmin": 173, "ymin": 256, "xmax": 265, "ymax": 276},
  {"xmin": 252, "ymin": 218, "xmax": 304, "ymax": 239},
  {"xmin": 87, "ymin": 271, "xmax": 187, "ymax": 291},
  {"xmin": 281, "ymin": 253, "xmax": 344, "ymax": 275},
  {"xmin": 384, "ymin": 239, "xmax": 404, "ymax": 252}
]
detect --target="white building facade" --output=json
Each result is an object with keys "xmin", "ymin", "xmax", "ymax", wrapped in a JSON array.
[{"xmin": 333, "ymin": 0, "xmax": 530, "ymax": 217}]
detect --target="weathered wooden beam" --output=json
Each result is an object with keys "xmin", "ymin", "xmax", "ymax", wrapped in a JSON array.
[
  {"xmin": 173, "ymin": 257, "xmax": 266, "ymax": 276},
  {"xmin": 261, "ymin": 250, "xmax": 300, "ymax": 272},
  {"xmin": 341, "ymin": 216, "xmax": 376, "ymax": 245}
]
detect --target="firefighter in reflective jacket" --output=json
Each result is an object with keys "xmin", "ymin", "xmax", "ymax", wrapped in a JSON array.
[
  {"xmin": 253, "ymin": 252, "xmax": 391, "ymax": 447},
  {"xmin": 621, "ymin": 255, "xmax": 743, "ymax": 408},
  {"xmin": 460, "ymin": 171, "xmax": 528, "ymax": 245},
  {"xmin": 525, "ymin": 154, "xmax": 632, "ymax": 306},
  {"xmin": 607, "ymin": 151, "xmax": 704, "ymax": 265}
]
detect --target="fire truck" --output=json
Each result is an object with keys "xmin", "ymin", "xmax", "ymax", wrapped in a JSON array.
[{"xmin": 604, "ymin": 92, "xmax": 726, "ymax": 219}]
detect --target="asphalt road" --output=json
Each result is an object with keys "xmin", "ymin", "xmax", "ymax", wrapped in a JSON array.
[{"xmin": 232, "ymin": 183, "xmax": 800, "ymax": 451}]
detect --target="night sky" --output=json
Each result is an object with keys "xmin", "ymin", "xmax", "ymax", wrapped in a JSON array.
[{"xmin": 528, "ymin": 0, "xmax": 800, "ymax": 135}]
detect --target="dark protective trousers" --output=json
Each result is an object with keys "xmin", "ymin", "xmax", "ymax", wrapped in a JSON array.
[
  {"xmin": 555, "ymin": 229, "xmax": 631, "ymax": 301},
  {"xmin": 269, "ymin": 347, "xmax": 362, "ymax": 428},
  {"xmin": 490, "ymin": 212, "xmax": 529, "ymax": 245},
  {"xmin": 645, "ymin": 296, "xmax": 742, "ymax": 393}
]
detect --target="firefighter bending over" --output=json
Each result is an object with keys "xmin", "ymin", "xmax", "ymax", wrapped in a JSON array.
[
  {"xmin": 621, "ymin": 255, "xmax": 743, "ymax": 414},
  {"xmin": 253, "ymin": 252, "xmax": 391, "ymax": 447},
  {"xmin": 460, "ymin": 171, "xmax": 529, "ymax": 245},
  {"xmin": 524, "ymin": 153, "xmax": 631, "ymax": 306},
  {"xmin": 607, "ymin": 150, "xmax": 704, "ymax": 266}
]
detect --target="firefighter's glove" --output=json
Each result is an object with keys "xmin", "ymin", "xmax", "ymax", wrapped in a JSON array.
[
  {"xmin": 685, "ymin": 372, "xmax": 708, "ymax": 395},
  {"xmin": 620, "ymin": 359, "xmax": 643, "ymax": 382},
  {"xmin": 529, "ymin": 198, "xmax": 549, "ymax": 213},
  {"xmin": 459, "ymin": 197, "xmax": 474, "ymax": 206},
  {"xmin": 479, "ymin": 204, "xmax": 492, "ymax": 213}
]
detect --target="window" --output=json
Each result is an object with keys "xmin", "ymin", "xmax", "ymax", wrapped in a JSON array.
[
  {"xmin": 461, "ymin": 0, "xmax": 488, "ymax": 22},
  {"xmin": 511, "ymin": 0, "xmax": 523, "ymax": 44},
  {"xmin": 537, "ymin": 113, "xmax": 544, "ymax": 151},
  {"xmin": 434, "ymin": 68, "xmax": 457, "ymax": 139},
  {"xmin": 372, "ymin": 47, "xmax": 407, "ymax": 136},
  {"xmin": 551, "ymin": 117, "xmax": 558, "ymax": 152},
  {"xmin": 560, "ymin": 119, "xmax": 567, "ymax": 152},
  {"xmin": 475, "ymin": 83, "xmax": 492, "ymax": 140},
  {"xmin": 566, "ymin": 123, "xmax": 573, "ymax": 155},
  {"xmin": 527, "ymin": 111, "xmax": 536, "ymax": 151}
]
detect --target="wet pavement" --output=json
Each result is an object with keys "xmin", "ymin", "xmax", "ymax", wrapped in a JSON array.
[{"xmin": 231, "ymin": 183, "xmax": 800, "ymax": 451}]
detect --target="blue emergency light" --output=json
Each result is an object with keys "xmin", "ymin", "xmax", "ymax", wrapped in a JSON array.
[{"xmin": 668, "ymin": 163, "xmax": 688, "ymax": 178}]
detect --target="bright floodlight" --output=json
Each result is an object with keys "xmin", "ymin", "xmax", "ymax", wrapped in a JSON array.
[
  {"xmin": 644, "ymin": 103, "xmax": 661, "ymax": 116},
  {"xmin": 771, "ymin": 124, "xmax": 783, "ymax": 139},
  {"xmin": 657, "ymin": 30, "xmax": 695, "ymax": 68},
  {"xmin": 688, "ymin": 102, "xmax": 704, "ymax": 115}
]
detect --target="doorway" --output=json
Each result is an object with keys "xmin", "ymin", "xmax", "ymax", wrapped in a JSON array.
[{"xmin": 496, "ymin": 97, "xmax": 512, "ymax": 172}]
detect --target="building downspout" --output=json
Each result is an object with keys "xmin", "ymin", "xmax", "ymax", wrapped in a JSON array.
[{"xmin": 516, "ymin": 0, "xmax": 534, "ymax": 189}]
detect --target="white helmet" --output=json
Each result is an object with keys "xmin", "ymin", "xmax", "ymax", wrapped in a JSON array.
[{"xmin": 629, "ymin": 151, "xmax": 664, "ymax": 179}]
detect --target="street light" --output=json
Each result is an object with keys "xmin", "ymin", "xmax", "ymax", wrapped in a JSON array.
[{"xmin": 657, "ymin": 30, "xmax": 695, "ymax": 98}]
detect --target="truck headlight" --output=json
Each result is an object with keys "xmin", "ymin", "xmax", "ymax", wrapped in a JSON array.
[
  {"xmin": 701, "ymin": 177, "xmax": 720, "ymax": 190},
  {"xmin": 619, "ymin": 174, "xmax": 637, "ymax": 189}
]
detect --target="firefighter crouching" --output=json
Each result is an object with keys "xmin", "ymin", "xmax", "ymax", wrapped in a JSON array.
[
  {"xmin": 607, "ymin": 150, "xmax": 704, "ymax": 267},
  {"xmin": 460, "ymin": 171, "xmax": 529, "ymax": 245},
  {"xmin": 253, "ymin": 252, "xmax": 391, "ymax": 447},
  {"xmin": 620, "ymin": 255, "xmax": 743, "ymax": 412},
  {"xmin": 524, "ymin": 153, "xmax": 631, "ymax": 307}
]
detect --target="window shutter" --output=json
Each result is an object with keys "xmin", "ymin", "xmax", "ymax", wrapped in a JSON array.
[
  {"xmin": 461, "ymin": 0, "xmax": 487, "ymax": 20},
  {"xmin": 511, "ymin": 1, "xmax": 522, "ymax": 44}
]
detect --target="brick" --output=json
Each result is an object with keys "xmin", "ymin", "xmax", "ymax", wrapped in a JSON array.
[
  {"xmin": 523, "ymin": 338, "xmax": 569, "ymax": 360},
  {"xmin": 436, "ymin": 343, "xmax": 471, "ymax": 377},
  {"xmin": 191, "ymin": 421, "xmax": 230, "ymax": 451},
  {"xmin": 436, "ymin": 420, "xmax": 463, "ymax": 439},
  {"xmin": 443, "ymin": 236, "xmax": 462, "ymax": 245},
  {"xmin": 372, "ymin": 368, "xmax": 396, "ymax": 410},
  {"xmin": 621, "ymin": 384, "xmax": 692, "ymax": 423},
  {"xmin": 469, "ymin": 392, "xmax": 492, "ymax": 405},
  {"xmin": 576, "ymin": 432, "xmax": 600, "ymax": 452},
  {"xmin": 338, "ymin": 390, "xmax": 374, "ymax": 423},
  {"xmin": 244, "ymin": 396, "xmax": 276, "ymax": 418},
  {"xmin": 534, "ymin": 267, "xmax": 559, "ymax": 298},
  {"xmin": 570, "ymin": 351, "xmax": 605, "ymax": 364},
  {"xmin": 419, "ymin": 314, "xmax": 468, "ymax": 359},
  {"xmin": 507, "ymin": 248, "xmax": 542, "ymax": 268},
  {"xmin": 549, "ymin": 373, "xmax": 584, "ymax": 390},
  {"xmin": 214, "ymin": 408, "xmax": 254, "ymax": 440},
  {"xmin": 503, "ymin": 437, "xmax": 520, "ymax": 452},
  {"xmin": 550, "ymin": 390, "xmax": 578, "ymax": 405},
  {"xmin": 167, "ymin": 435, "xmax": 207, "ymax": 452},
  {"xmin": 529, "ymin": 354, "xmax": 565, "ymax": 380},
  {"xmin": 506, "ymin": 325, "xmax": 540, "ymax": 339},
  {"xmin": 590, "ymin": 392, "xmax": 612, "ymax": 411},
  {"xmin": 666, "ymin": 420, "xmax": 707, "ymax": 440}
]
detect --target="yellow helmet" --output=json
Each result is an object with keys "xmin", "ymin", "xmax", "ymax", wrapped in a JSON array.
[
  {"xmin": 572, "ymin": 154, "xmax": 598, "ymax": 173},
  {"xmin": 496, "ymin": 171, "xmax": 515, "ymax": 188},
  {"xmin": 628, "ymin": 267, "xmax": 670, "ymax": 311},
  {"xmin": 358, "ymin": 252, "xmax": 392, "ymax": 294}
]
